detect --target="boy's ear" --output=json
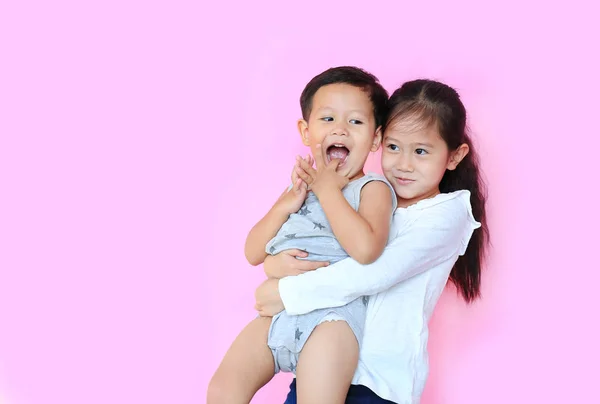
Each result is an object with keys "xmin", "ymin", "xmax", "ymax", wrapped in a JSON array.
[
  {"xmin": 370, "ymin": 126, "xmax": 383, "ymax": 152},
  {"xmin": 447, "ymin": 143, "xmax": 470, "ymax": 170},
  {"xmin": 297, "ymin": 119, "xmax": 310, "ymax": 146}
]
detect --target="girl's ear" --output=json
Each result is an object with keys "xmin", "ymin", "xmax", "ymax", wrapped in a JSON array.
[{"xmin": 447, "ymin": 143, "xmax": 469, "ymax": 170}]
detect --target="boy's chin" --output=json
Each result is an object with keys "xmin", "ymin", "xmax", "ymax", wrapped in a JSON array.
[{"xmin": 340, "ymin": 166, "xmax": 361, "ymax": 180}]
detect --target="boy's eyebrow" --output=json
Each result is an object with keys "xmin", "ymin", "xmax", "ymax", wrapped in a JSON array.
[{"xmin": 314, "ymin": 106, "xmax": 370, "ymax": 116}]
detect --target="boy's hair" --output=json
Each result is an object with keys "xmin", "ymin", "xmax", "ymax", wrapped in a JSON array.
[
  {"xmin": 300, "ymin": 66, "xmax": 389, "ymax": 128},
  {"xmin": 384, "ymin": 79, "xmax": 490, "ymax": 303}
]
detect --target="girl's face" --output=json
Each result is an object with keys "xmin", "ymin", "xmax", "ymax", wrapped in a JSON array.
[{"xmin": 381, "ymin": 116, "xmax": 468, "ymax": 208}]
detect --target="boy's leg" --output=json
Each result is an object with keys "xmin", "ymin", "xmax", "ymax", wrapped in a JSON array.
[
  {"xmin": 295, "ymin": 321, "xmax": 359, "ymax": 404},
  {"xmin": 207, "ymin": 316, "xmax": 275, "ymax": 404}
]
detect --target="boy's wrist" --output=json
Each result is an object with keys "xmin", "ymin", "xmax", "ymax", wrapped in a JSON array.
[
  {"xmin": 313, "ymin": 186, "xmax": 340, "ymax": 203},
  {"xmin": 272, "ymin": 200, "xmax": 294, "ymax": 218}
]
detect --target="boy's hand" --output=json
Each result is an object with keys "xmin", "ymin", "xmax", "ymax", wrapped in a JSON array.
[
  {"xmin": 294, "ymin": 144, "xmax": 349, "ymax": 197},
  {"xmin": 275, "ymin": 176, "xmax": 308, "ymax": 215},
  {"xmin": 291, "ymin": 154, "xmax": 314, "ymax": 188}
]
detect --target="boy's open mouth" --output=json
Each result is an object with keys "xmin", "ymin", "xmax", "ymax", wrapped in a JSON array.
[{"xmin": 325, "ymin": 144, "xmax": 350, "ymax": 165}]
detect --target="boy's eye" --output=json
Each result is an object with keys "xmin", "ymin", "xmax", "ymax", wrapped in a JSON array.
[
  {"xmin": 387, "ymin": 144, "xmax": 399, "ymax": 151},
  {"xmin": 321, "ymin": 117, "xmax": 334, "ymax": 122},
  {"xmin": 415, "ymin": 148, "xmax": 428, "ymax": 155},
  {"xmin": 349, "ymin": 119, "xmax": 363, "ymax": 125}
]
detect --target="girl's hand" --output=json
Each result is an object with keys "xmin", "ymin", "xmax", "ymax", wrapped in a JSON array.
[
  {"xmin": 263, "ymin": 249, "xmax": 329, "ymax": 279},
  {"xmin": 294, "ymin": 144, "xmax": 349, "ymax": 197},
  {"xmin": 254, "ymin": 278, "xmax": 285, "ymax": 317}
]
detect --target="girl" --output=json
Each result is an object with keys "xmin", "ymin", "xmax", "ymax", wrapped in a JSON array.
[{"xmin": 255, "ymin": 78, "xmax": 489, "ymax": 404}]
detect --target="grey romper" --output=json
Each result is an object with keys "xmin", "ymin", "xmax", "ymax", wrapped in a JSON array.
[{"xmin": 265, "ymin": 173, "xmax": 397, "ymax": 374}]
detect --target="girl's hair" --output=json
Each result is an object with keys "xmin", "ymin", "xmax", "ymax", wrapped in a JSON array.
[{"xmin": 384, "ymin": 79, "xmax": 489, "ymax": 303}]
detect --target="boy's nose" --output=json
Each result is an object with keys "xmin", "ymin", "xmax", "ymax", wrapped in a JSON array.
[
  {"xmin": 330, "ymin": 122, "xmax": 349, "ymax": 137},
  {"xmin": 331, "ymin": 127, "xmax": 348, "ymax": 136}
]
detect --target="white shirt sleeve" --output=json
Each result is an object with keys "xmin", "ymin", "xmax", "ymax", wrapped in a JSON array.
[{"xmin": 279, "ymin": 191, "xmax": 480, "ymax": 316}]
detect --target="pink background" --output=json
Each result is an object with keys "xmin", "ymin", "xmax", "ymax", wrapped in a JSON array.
[{"xmin": 1, "ymin": 0, "xmax": 599, "ymax": 403}]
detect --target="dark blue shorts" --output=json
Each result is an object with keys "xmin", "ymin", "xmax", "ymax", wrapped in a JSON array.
[{"xmin": 283, "ymin": 379, "xmax": 396, "ymax": 403}]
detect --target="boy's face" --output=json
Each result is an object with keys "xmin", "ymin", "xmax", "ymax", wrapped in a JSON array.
[{"xmin": 297, "ymin": 83, "xmax": 381, "ymax": 180}]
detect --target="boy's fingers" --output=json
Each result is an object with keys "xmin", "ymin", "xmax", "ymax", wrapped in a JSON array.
[
  {"xmin": 314, "ymin": 144, "xmax": 327, "ymax": 170},
  {"xmin": 298, "ymin": 157, "xmax": 317, "ymax": 176},
  {"xmin": 293, "ymin": 178, "xmax": 303, "ymax": 192},
  {"xmin": 295, "ymin": 166, "xmax": 313, "ymax": 184},
  {"xmin": 328, "ymin": 158, "xmax": 341, "ymax": 171}
]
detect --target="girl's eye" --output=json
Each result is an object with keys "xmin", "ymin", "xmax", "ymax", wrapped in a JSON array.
[
  {"xmin": 321, "ymin": 117, "xmax": 333, "ymax": 122},
  {"xmin": 415, "ymin": 148, "xmax": 428, "ymax": 155},
  {"xmin": 349, "ymin": 119, "xmax": 363, "ymax": 125},
  {"xmin": 387, "ymin": 144, "xmax": 399, "ymax": 151}
]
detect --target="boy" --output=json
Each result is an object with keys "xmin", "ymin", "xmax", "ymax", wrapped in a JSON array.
[{"xmin": 208, "ymin": 66, "xmax": 396, "ymax": 404}]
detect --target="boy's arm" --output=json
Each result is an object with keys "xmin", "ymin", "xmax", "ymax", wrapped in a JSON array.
[
  {"xmin": 244, "ymin": 201, "xmax": 290, "ymax": 266},
  {"xmin": 318, "ymin": 181, "xmax": 393, "ymax": 264},
  {"xmin": 244, "ymin": 179, "xmax": 308, "ymax": 266}
]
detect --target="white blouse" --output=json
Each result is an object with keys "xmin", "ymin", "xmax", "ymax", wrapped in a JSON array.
[{"xmin": 279, "ymin": 190, "xmax": 481, "ymax": 403}]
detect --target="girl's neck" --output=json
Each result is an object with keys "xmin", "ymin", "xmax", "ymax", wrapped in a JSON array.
[{"xmin": 396, "ymin": 188, "xmax": 441, "ymax": 209}]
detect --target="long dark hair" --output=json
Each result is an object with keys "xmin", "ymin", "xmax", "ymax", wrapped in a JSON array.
[{"xmin": 384, "ymin": 79, "xmax": 489, "ymax": 303}]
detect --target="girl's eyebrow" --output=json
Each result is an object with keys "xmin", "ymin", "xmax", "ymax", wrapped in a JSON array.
[{"xmin": 384, "ymin": 137, "xmax": 435, "ymax": 149}]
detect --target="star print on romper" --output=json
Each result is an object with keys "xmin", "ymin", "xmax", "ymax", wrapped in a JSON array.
[
  {"xmin": 298, "ymin": 206, "xmax": 311, "ymax": 216},
  {"xmin": 313, "ymin": 222, "xmax": 325, "ymax": 230}
]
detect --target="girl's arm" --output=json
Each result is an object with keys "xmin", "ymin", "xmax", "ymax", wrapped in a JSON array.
[{"xmin": 276, "ymin": 192, "xmax": 480, "ymax": 315}]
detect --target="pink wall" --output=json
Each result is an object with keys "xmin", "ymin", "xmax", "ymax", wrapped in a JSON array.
[{"xmin": 1, "ymin": 0, "xmax": 598, "ymax": 403}]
